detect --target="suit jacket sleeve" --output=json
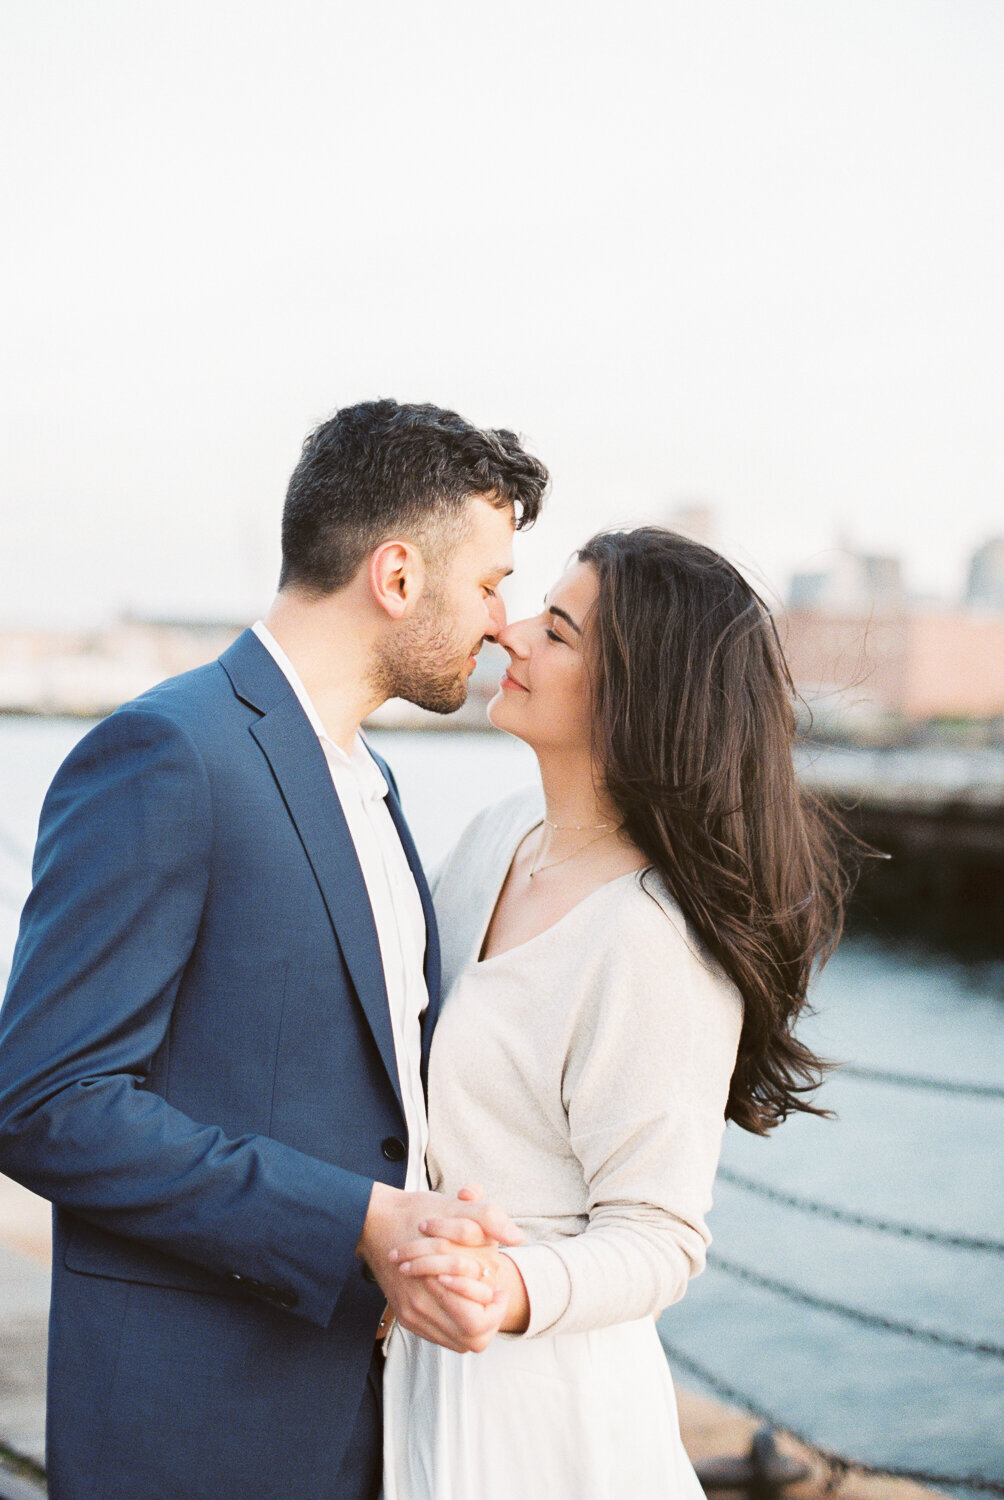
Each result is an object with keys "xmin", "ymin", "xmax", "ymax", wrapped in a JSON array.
[{"xmin": 0, "ymin": 707, "xmax": 374, "ymax": 1329}]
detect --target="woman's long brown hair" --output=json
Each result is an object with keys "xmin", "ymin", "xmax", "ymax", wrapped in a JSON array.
[{"xmin": 578, "ymin": 527, "xmax": 848, "ymax": 1135}]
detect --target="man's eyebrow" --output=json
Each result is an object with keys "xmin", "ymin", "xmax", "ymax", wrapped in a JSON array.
[
  {"xmin": 546, "ymin": 604, "xmax": 581, "ymax": 635},
  {"xmin": 488, "ymin": 564, "xmax": 514, "ymax": 582}
]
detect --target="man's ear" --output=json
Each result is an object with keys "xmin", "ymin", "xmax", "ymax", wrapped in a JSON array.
[{"xmin": 368, "ymin": 539, "xmax": 426, "ymax": 620}]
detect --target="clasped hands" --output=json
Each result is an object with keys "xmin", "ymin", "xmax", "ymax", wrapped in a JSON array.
[{"xmin": 357, "ymin": 1181, "xmax": 530, "ymax": 1353}]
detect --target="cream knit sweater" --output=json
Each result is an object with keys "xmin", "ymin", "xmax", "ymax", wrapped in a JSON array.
[{"xmin": 427, "ymin": 788, "xmax": 744, "ymax": 1339}]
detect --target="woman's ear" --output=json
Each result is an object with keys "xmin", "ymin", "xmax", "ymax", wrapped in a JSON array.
[{"xmin": 368, "ymin": 539, "xmax": 427, "ymax": 620}]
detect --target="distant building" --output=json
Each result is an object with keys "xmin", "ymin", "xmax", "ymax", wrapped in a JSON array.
[
  {"xmin": 780, "ymin": 539, "xmax": 1004, "ymax": 732},
  {"xmin": 780, "ymin": 608, "xmax": 1004, "ymax": 730},
  {"xmin": 788, "ymin": 548, "xmax": 904, "ymax": 617},
  {"xmin": 965, "ymin": 536, "xmax": 1004, "ymax": 613},
  {"xmin": 0, "ymin": 618, "xmax": 243, "ymax": 716}
]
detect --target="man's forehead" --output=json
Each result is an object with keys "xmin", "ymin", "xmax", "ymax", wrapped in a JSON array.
[
  {"xmin": 465, "ymin": 491, "xmax": 517, "ymax": 530},
  {"xmin": 459, "ymin": 495, "xmax": 516, "ymax": 558}
]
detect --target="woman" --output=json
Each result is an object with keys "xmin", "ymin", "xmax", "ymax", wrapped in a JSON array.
[{"xmin": 381, "ymin": 527, "xmax": 845, "ymax": 1499}]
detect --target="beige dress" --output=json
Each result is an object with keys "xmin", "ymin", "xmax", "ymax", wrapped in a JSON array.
[{"xmin": 382, "ymin": 789, "xmax": 743, "ymax": 1499}]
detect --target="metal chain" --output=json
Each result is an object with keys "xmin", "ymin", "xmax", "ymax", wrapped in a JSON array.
[
  {"xmin": 660, "ymin": 1336, "xmax": 1004, "ymax": 1496},
  {"xmin": 839, "ymin": 1063, "xmax": 1004, "ymax": 1100},
  {"xmin": 528, "ymin": 824, "xmax": 622, "ymax": 879},
  {"xmin": 709, "ymin": 1254, "xmax": 1004, "ymax": 1359},
  {"xmin": 716, "ymin": 1166, "xmax": 1004, "ymax": 1254}
]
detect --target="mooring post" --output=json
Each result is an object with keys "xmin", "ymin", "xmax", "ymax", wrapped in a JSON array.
[{"xmin": 695, "ymin": 1425, "xmax": 812, "ymax": 1498}]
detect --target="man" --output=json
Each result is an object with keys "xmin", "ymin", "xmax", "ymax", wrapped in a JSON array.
[{"xmin": 0, "ymin": 400, "xmax": 549, "ymax": 1499}]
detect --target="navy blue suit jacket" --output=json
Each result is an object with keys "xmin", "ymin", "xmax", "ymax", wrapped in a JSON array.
[{"xmin": 0, "ymin": 629, "xmax": 441, "ymax": 1498}]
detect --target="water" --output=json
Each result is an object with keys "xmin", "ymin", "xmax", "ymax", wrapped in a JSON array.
[
  {"xmin": 1, "ymin": 719, "xmax": 1001, "ymax": 1491},
  {"xmin": 663, "ymin": 944, "xmax": 1003, "ymax": 1491}
]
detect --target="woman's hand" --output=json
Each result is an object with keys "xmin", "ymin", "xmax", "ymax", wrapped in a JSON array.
[
  {"xmin": 388, "ymin": 1238, "xmax": 530, "ymax": 1334},
  {"xmin": 388, "ymin": 1236, "xmax": 502, "ymax": 1301}
]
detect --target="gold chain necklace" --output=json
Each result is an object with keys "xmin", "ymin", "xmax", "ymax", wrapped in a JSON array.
[
  {"xmin": 544, "ymin": 817, "xmax": 614, "ymax": 832},
  {"xmin": 529, "ymin": 824, "xmax": 621, "ymax": 879}
]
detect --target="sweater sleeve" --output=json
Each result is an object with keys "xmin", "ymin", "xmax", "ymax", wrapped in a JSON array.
[{"xmin": 505, "ymin": 885, "xmax": 742, "ymax": 1338}]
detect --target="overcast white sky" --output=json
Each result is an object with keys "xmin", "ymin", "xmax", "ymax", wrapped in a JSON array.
[{"xmin": 2, "ymin": 0, "xmax": 1002, "ymax": 627}]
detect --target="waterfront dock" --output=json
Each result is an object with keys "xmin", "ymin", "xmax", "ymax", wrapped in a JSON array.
[
  {"xmin": 677, "ymin": 1385, "xmax": 950, "ymax": 1500},
  {"xmin": 794, "ymin": 742, "xmax": 1004, "ymax": 948}
]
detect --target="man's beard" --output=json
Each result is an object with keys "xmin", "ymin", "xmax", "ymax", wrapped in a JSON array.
[{"xmin": 369, "ymin": 589, "xmax": 478, "ymax": 716}]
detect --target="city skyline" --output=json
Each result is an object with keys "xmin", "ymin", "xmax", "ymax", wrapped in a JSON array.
[{"xmin": 3, "ymin": 527, "xmax": 1001, "ymax": 725}]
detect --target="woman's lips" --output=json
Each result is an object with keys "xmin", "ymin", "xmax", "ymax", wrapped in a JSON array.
[{"xmin": 501, "ymin": 671, "xmax": 528, "ymax": 692}]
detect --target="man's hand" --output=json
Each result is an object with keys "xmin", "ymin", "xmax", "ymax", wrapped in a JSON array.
[
  {"xmin": 356, "ymin": 1182, "xmax": 523, "ymax": 1353},
  {"xmin": 388, "ymin": 1236, "xmax": 531, "ymax": 1335}
]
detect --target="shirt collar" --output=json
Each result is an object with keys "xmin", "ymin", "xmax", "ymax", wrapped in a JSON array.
[{"xmin": 251, "ymin": 621, "xmax": 388, "ymax": 802}]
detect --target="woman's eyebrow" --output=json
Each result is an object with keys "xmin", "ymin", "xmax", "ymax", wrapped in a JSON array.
[{"xmin": 546, "ymin": 604, "xmax": 582, "ymax": 635}]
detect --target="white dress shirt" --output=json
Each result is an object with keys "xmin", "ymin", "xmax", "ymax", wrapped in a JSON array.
[{"xmin": 252, "ymin": 622, "xmax": 430, "ymax": 1193}]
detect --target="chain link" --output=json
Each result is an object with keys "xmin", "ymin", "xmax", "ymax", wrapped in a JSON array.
[
  {"xmin": 709, "ymin": 1254, "xmax": 1004, "ymax": 1359},
  {"xmin": 839, "ymin": 1063, "xmax": 1004, "ymax": 1100},
  {"xmin": 660, "ymin": 1336, "xmax": 1004, "ymax": 1496},
  {"xmin": 717, "ymin": 1166, "xmax": 1004, "ymax": 1254}
]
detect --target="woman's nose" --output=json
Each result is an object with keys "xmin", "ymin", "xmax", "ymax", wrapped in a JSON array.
[{"xmin": 496, "ymin": 618, "xmax": 531, "ymax": 657}]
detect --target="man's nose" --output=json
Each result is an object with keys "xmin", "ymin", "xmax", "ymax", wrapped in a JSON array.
[{"xmin": 484, "ymin": 592, "xmax": 508, "ymax": 641}]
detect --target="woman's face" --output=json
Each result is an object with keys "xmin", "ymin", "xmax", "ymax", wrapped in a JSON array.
[{"xmin": 487, "ymin": 560, "xmax": 599, "ymax": 753}]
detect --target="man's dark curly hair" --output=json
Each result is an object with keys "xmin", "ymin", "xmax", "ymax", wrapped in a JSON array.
[{"xmin": 279, "ymin": 399, "xmax": 549, "ymax": 594}]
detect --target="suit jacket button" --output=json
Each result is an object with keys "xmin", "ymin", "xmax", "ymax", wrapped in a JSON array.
[{"xmin": 381, "ymin": 1137, "xmax": 406, "ymax": 1163}]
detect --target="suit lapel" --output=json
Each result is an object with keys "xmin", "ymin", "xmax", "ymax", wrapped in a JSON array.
[
  {"xmin": 221, "ymin": 629, "xmax": 443, "ymax": 1110},
  {"xmin": 382, "ymin": 787, "xmax": 442, "ymax": 1090},
  {"xmin": 248, "ymin": 695, "xmax": 403, "ymax": 1113}
]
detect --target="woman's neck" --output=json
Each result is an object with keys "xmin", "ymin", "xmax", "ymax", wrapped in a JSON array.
[{"xmin": 533, "ymin": 747, "xmax": 619, "ymax": 832}]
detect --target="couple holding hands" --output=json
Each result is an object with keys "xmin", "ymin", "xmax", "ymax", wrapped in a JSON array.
[{"xmin": 0, "ymin": 400, "xmax": 842, "ymax": 1498}]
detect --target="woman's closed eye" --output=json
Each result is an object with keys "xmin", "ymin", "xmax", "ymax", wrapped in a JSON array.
[{"xmin": 545, "ymin": 628, "xmax": 566, "ymax": 644}]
